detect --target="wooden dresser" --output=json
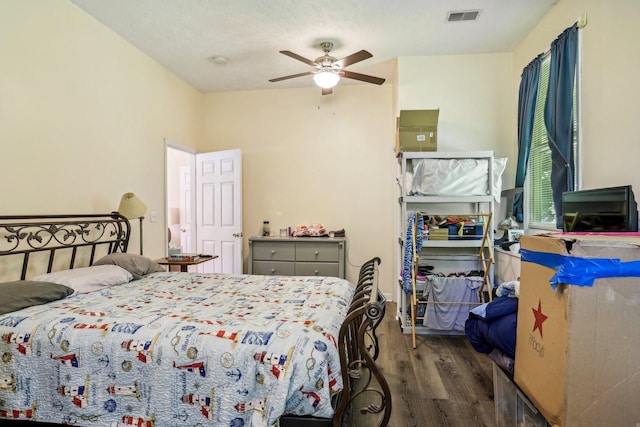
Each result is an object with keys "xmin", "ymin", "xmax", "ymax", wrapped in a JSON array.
[{"xmin": 248, "ymin": 236, "xmax": 346, "ymax": 278}]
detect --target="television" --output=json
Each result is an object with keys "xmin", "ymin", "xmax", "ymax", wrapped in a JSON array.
[{"xmin": 562, "ymin": 185, "xmax": 638, "ymax": 232}]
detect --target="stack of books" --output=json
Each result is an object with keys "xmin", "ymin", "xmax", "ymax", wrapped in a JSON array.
[
  {"xmin": 168, "ymin": 253, "xmax": 200, "ymax": 262},
  {"xmin": 428, "ymin": 228, "xmax": 449, "ymax": 240}
]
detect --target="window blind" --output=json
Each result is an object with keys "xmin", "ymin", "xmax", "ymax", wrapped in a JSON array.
[{"xmin": 529, "ymin": 56, "xmax": 555, "ymax": 225}]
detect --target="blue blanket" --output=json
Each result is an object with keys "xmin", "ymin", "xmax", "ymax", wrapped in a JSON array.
[
  {"xmin": 464, "ymin": 296, "xmax": 518, "ymax": 359},
  {"xmin": 0, "ymin": 272, "xmax": 355, "ymax": 426}
]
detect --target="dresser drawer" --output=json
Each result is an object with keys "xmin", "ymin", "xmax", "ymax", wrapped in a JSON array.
[
  {"xmin": 295, "ymin": 262, "xmax": 340, "ymax": 277},
  {"xmin": 252, "ymin": 261, "xmax": 295, "ymax": 276},
  {"xmin": 248, "ymin": 237, "xmax": 346, "ymax": 278},
  {"xmin": 296, "ymin": 243, "xmax": 340, "ymax": 262},
  {"xmin": 251, "ymin": 242, "xmax": 295, "ymax": 261}
]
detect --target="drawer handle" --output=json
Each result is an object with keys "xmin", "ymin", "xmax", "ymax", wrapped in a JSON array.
[
  {"xmin": 271, "ymin": 268, "xmax": 276, "ymax": 273},
  {"xmin": 271, "ymin": 250, "xmax": 276, "ymax": 254},
  {"xmin": 314, "ymin": 270, "xmax": 319, "ymax": 275},
  {"xmin": 314, "ymin": 251, "xmax": 319, "ymax": 256}
]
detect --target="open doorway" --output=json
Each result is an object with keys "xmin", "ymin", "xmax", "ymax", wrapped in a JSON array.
[
  {"xmin": 165, "ymin": 143, "xmax": 196, "ymax": 255},
  {"xmin": 165, "ymin": 143, "xmax": 244, "ymax": 273}
]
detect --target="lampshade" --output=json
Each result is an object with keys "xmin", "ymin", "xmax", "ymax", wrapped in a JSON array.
[
  {"xmin": 169, "ymin": 207, "xmax": 180, "ymax": 225},
  {"xmin": 313, "ymin": 70, "xmax": 340, "ymax": 89},
  {"xmin": 118, "ymin": 193, "xmax": 147, "ymax": 219}
]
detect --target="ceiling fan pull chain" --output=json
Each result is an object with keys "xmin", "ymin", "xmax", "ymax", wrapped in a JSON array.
[{"xmin": 332, "ymin": 89, "xmax": 335, "ymax": 115}]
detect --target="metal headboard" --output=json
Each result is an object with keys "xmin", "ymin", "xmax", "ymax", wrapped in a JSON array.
[{"xmin": 0, "ymin": 213, "xmax": 130, "ymax": 280}]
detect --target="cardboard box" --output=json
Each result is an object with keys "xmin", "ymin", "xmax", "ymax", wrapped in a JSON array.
[
  {"xmin": 515, "ymin": 235, "xmax": 640, "ymax": 427},
  {"xmin": 395, "ymin": 109, "xmax": 439, "ymax": 154}
]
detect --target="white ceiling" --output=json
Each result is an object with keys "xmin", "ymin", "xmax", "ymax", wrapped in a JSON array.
[{"xmin": 69, "ymin": 0, "xmax": 557, "ymax": 94}]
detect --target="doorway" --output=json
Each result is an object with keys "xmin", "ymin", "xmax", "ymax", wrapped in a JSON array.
[
  {"xmin": 165, "ymin": 143, "xmax": 195, "ymax": 253},
  {"xmin": 165, "ymin": 143, "xmax": 243, "ymax": 273}
]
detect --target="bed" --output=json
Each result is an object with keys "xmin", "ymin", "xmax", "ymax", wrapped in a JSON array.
[{"xmin": 0, "ymin": 214, "xmax": 390, "ymax": 427}]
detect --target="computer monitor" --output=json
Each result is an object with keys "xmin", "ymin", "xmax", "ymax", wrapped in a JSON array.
[{"xmin": 562, "ymin": 185, "xmax": 638, "ymax": 232}]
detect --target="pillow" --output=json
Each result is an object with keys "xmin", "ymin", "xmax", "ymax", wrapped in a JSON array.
[
  {"xmin": 93, "ymin": 253, "xmax": 165, "ymax": 280},
  {"xmin": 0, "ymin": 280, "xmax": 74, "ymax": 315},
  {"xmin": 31, "ymin": 265, "xmax": 133, "ymax": 295}
]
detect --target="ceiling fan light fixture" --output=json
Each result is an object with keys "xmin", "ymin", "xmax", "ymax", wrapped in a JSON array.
[
  {"xmin": 313, "ymin": 70, "xmax": 340, "ymax": 89},
  {"xmin": 270, "ymin": 44, "xmax": 382, "ymax": 93}
]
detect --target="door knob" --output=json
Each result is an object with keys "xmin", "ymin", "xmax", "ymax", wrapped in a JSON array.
[{"xmin": 232, "ymin": 232, "xmax": 243, "ymax": 237}]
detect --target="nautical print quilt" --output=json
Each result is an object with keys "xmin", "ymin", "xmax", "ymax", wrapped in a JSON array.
[{"xmin": 0, "ymin": 272, "xmax": 355, "ymax": 427}]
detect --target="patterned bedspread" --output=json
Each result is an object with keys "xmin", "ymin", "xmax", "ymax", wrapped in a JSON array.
[{"xmin": 0, "ymin": 272, "xmax": 355, "ymax": 427}]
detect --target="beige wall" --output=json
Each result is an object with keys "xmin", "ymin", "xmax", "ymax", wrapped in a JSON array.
[
  {"xmin": 397, "ymin": 53, "xmax": 514, "ymax": 165},
  {"xmin": 201, "ymin": 86, "xmax": 397, "ymax": 289},
  {"xmin": 513, "ymin": 0, "xmax": 640, "ymax": 191},
  {"xmin": 0, "ymin": 2, "xmax": 522, "ymax": 296},
  {"xmin": 1, "ymin": 1, "xmax": 202, "ymax": 262},
  {"xmin": 6, "ymin": 0, "xmax": 638, "ymax": 297},
  {"xmin": 200, "ymin": 53, "xmax": 515, "ymax": 296},
  {"xmin": 396, "ymin": 52, "xmax": 515, "ymax": 232}
]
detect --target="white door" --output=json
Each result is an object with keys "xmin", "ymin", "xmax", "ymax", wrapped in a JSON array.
[{"xmin": 196, "ymin": 149, "xmax": 243, "ymax": 273}]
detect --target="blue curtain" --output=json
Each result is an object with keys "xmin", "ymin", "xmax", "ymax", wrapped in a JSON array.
[
  {"xmin": 544, "ymin": 24, "xmax": 578, "ymax": 228},
  {"xmin": 513, "ymin": 55, "xmax": 543, "ymax": 223}
]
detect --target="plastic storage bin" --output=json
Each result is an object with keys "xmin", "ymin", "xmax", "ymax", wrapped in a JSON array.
[
  {"xmin": 493, "ymin": 363, "xmax": 549, "ymax": 427},
  {"xmin": 447, "ymin": 222, "xmax": 483, "ymax": 239}
]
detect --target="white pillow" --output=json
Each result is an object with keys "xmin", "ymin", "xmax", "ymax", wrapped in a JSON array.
[{"xmin": 32, "ymin": 265, "xmax": 133, "ymax": 295}]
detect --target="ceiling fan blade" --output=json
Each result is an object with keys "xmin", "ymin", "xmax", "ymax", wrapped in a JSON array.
[
  {"xmin": 334, "ymin": 50, "xmax": 372, "ymax": 68},
  {"xmin": 279, "ymin": 50, "xmax": 316, "ymax": 66},
  {"xmin": 341, "ymin": 70, "xmax": 385, "ymax": 85},
  {"xmin": 322, "ymin": 88, "xmax": 333, "ymax": 96},
  {"xmin": 269, "ymin": 71, "xmax": 313, "ymax": 83}
]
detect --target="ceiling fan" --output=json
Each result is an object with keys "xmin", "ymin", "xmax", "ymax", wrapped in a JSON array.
[{"xmin": 269, "ymin": 42, "xmax": 385, "ymax": 95}]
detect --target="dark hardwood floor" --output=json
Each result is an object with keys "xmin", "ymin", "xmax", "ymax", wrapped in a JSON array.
[{"xmin": 374, "ymin": 302, "xmax": 496, "ymax": 427}]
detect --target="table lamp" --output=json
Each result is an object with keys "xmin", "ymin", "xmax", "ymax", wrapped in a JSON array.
[{"xmin": 118, "ymin": 192, "xmax": 147, "ymax": 255}]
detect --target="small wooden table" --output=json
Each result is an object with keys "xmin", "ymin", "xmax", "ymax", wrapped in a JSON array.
[{"xmin": 154, "ymin": 255, "xmax": 218, "ymax": 272}]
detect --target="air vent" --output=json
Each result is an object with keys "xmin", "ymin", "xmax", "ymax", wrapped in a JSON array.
[{"xmin": 447, "ymin": 9, "xmax": 480, "ymax": 22}]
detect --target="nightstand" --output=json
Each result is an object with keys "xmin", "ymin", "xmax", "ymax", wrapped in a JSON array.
[{"xmin": 154, "ymin": 255, "xmax": 218, "ymax": 272}]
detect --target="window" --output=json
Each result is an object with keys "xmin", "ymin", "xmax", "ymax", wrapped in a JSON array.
[{"xmin": 526, "ymin": 55, "xmax": 579, "ymax": 229}]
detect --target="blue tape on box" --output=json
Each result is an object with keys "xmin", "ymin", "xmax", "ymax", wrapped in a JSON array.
[{"xmin": 520, "ymin": 248, "xmax": 640, "ymax": 290}]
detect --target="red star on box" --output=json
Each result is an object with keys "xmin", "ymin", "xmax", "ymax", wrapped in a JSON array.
[{"xmin": 532, "ymin": 298, "xmax": 548, "ymax": 338}]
